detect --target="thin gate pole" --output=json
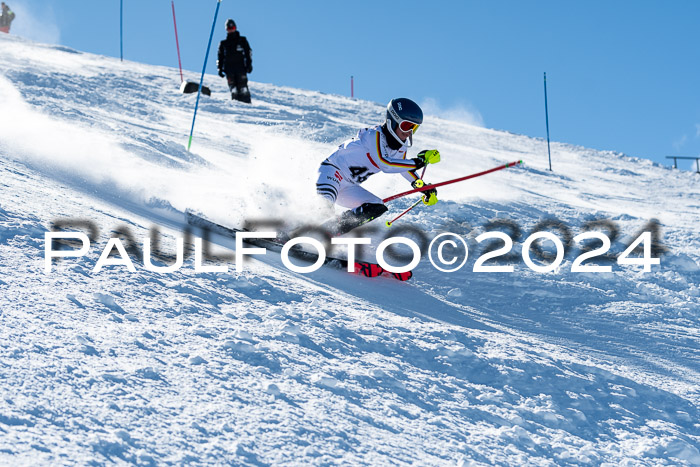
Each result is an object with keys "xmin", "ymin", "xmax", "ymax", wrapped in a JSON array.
[
  {"xmin": 120, "ymin": 0, "xmax": 123, "ymax": 61},
  {"xmin": 172, "ymin": 1, "xmax": 184, "ymax": 82},
  {"xmin": 544, "ymin": 72, "xmax": 552, "ymax": 171},
  {"xmin": 187, "ymin": 0, "xmax": 222, "ymax": 151}
]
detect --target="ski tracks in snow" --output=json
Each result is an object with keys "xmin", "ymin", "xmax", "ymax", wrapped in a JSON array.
[{"xmin": 1, "ymin": 34, "xmax": 700, "ymax": 465}]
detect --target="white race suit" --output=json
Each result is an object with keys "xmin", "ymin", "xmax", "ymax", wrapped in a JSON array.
[{"xmin": 316, "ymin": 125, "xmax": 421, "ymax": 209}]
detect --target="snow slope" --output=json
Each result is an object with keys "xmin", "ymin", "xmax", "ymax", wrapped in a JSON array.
[{"xmin": 1, "ymin": 33, "xmax": 699, "ymax": 465}]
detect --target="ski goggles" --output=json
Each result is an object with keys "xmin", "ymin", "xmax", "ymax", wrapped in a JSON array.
[{"xmin": 398, "ymin": 120, "xmax": 420, "ymax": 134}]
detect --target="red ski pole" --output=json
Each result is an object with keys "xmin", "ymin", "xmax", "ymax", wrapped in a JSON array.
[
  {"xmin": 384, "ymin": 164, "xmax": 430, "ymax": 227},
  {"xmin": 385, "ymin": 198, "xmax": 423, "ymax": 227},
  {"xmin": 382, "ymin": 160, "xmax": 523, "ymax": 204}
]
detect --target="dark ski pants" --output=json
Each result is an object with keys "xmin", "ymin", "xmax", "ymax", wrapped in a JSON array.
[{"xmin": 226, "ymin": 73, "xmax": 251, "ymax": 103}]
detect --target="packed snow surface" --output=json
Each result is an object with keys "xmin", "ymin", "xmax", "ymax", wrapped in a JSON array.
[{"xmin": 1, "ymin": 34, "xmax": 699, "ymax": 465}]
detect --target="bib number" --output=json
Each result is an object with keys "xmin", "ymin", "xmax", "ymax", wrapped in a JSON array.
[{"xmin": 349, "ymin": 166, "xmax": 371, "ymax": 183}]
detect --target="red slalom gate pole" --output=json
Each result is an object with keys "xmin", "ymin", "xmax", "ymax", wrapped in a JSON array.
[
  {"xmin": 171, "ymin": 1, "xmax": 184, "ymax": 83},
  {"xmin": 382, "ymin": 160, "xmax": 523, "ymax": 204}
]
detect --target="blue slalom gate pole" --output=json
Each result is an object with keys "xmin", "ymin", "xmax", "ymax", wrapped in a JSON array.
[
  {"xmin": 187, "ymin": 0, "xmax": 222, "ymax": 151},
  {"xmin": 544, "ymin": 72, "xmax": 552, "ymax": 171},
  {"xmin": 120, "ymin": 0, "xmax": 123, "ymax": 61}
]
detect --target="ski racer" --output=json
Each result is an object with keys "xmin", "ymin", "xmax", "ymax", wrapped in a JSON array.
[
  {"xmin": 316, "ymin": 98, "xmax": 441, "ymax": 236},
  {"xmin": 217, "ymin": 19, "xmax": 253, "ymax": 103}
]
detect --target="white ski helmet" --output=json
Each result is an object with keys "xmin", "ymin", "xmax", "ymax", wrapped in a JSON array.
[{"xmin": 386, "ymin": 98, "xmax": 423, "ymax": 147}]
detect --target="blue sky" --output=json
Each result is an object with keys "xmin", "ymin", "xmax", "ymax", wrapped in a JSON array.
[{"xmin": 7, "ymin": 0, "xmax": 700, "ymax": 169}]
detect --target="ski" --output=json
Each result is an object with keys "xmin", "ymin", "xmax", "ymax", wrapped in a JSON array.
[{"xmin": 185, "ymin": 211, "xmax": 412, "ymax": 281}]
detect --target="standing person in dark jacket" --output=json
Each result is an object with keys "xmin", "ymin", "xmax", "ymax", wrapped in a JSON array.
[
  {"xmin": 217, "ymin": 19, "xmax": 253, "ymax": 104},
  {"xmin": 0, "ymin": 2, "xmax": 16, "ymax": 34}
]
